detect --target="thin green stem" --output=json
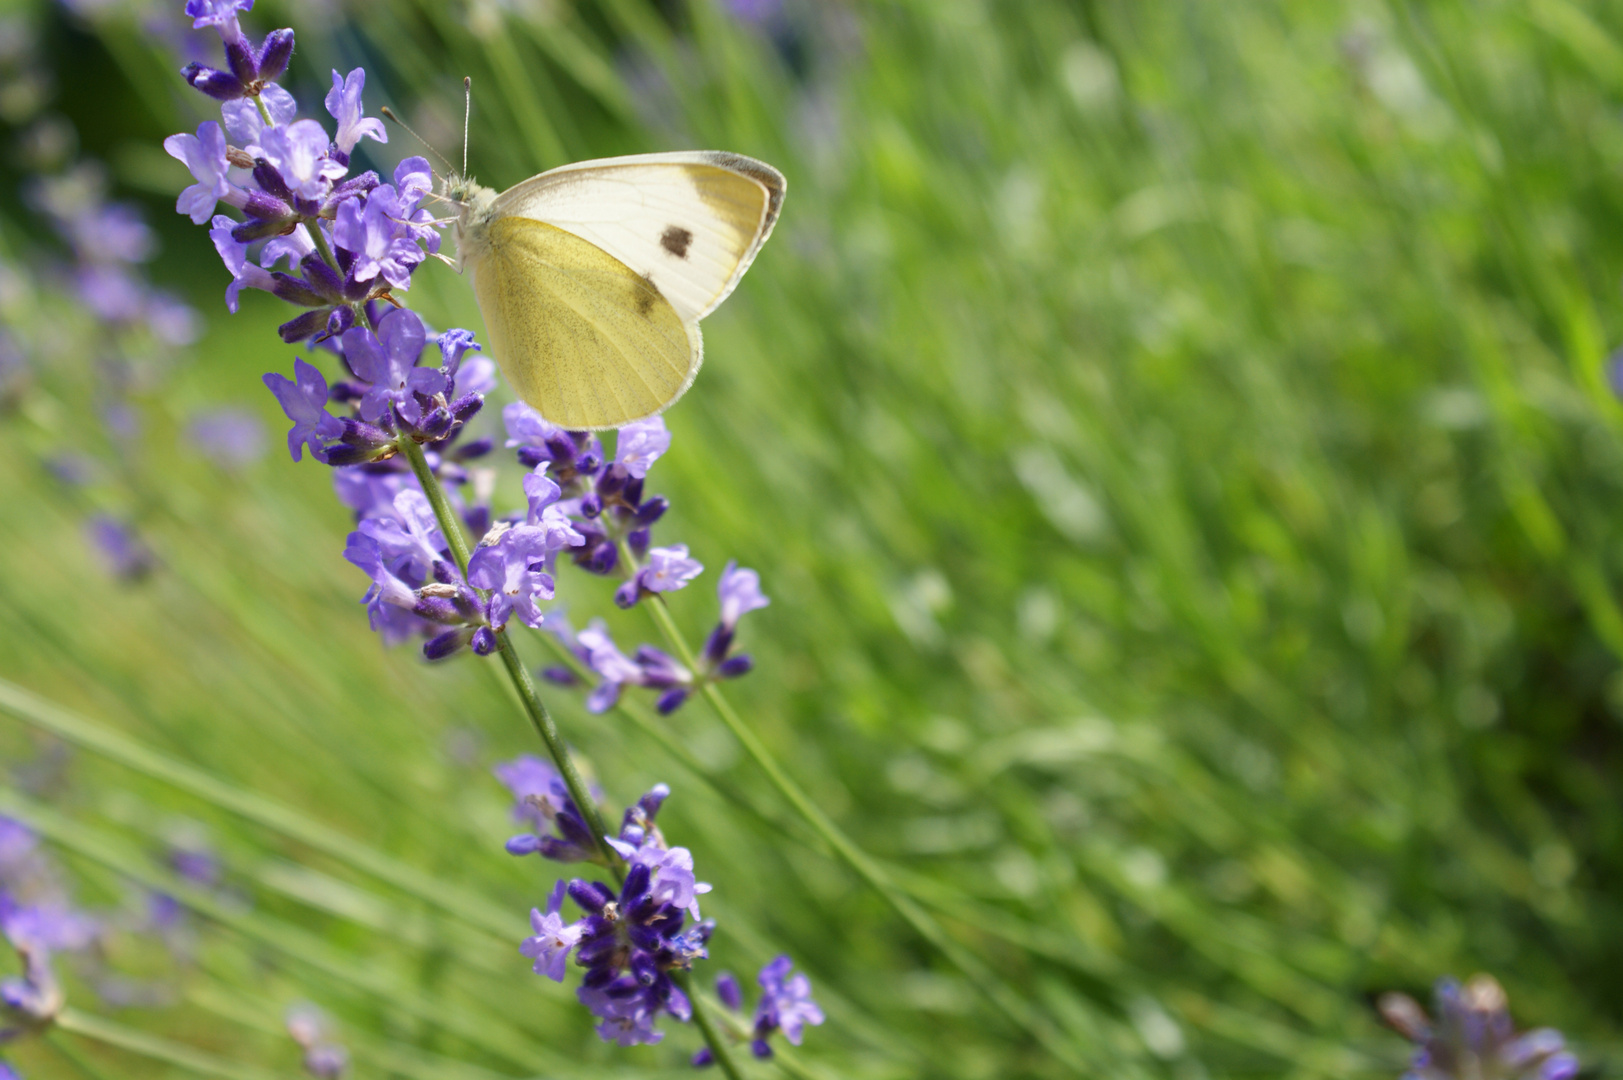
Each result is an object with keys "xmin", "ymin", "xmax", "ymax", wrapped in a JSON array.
[
  {"xmin": 396, "ymin": 436, "xmax": 742, "ymax": 1077},
  {"xmin": 676, "ymin": 971, "xmax": 746, "ymax": 1080},
  {"xmin": 398, "ymin": 436, "xmax": 613, "ymax": 864},
  {"xmin": 627, "ymin": 553, "xmax": 1084, "ymax": 1069}
]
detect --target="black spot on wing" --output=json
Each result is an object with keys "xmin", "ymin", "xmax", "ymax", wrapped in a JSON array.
[{"xmin": 661, "ymin": 225, "xmax": 694, "ymax": 259}]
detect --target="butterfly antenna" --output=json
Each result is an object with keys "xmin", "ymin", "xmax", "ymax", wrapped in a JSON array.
[
  {"xmin": 379, "ymin": 106, "xmax": 456, "ymax": 178},
  {"xmin": 462, "ymin": 76, "xmax": 472, "ymax": 179}
]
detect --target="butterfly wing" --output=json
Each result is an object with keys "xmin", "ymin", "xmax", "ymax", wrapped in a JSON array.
[
  {"xmin": 490, "ymin": 151, "xmax": 786, "ymax": 325},
  {"xmin": 469, "ymin": 215, "xmax": 700, "ymax": 430}
]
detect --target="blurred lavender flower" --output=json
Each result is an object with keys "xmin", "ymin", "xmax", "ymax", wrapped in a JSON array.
[
  {"xmin": 85, "ymin": 515, "xmax": 156, "ymax": 581},
  {"xmin": 692, "ymin": 956, "xmax": 824, "ymax": 1066},
  {"xmin": 287, "ymin": 1003, "xmax": 349, "ymax": 1079},
  {"xmin": 189, "ymin": 407, "xmax": 266, "ymax": 468},
  {"xmin": 1379, "ymin": 975, "xmax": 1579, "ymax": 1080}
]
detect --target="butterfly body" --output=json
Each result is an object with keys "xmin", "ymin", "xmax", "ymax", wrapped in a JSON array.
[{"xmin": 447, "ymin": 152, "xmax": 785, "ymax": 430}]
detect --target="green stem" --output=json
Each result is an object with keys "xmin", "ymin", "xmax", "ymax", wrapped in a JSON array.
[
  {"xmin": 627, "ymin": 548, "xmax": 1083, "ymax": 1068},
  {"xmin": 676, "ymin": 971, "xmax": 746, "ymax": 1080},
  {"xmin": 395, "ymin": 436, "xmax": 744, "ymax": 1078},
  {"xmin": 398, "ymin": 436, "xmax": 613, "ymax": 865}
]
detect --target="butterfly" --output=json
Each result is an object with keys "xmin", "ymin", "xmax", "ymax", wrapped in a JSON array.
[{"xmin": 446, "ymin": 152, "xmax": 786, "ymax": 431}]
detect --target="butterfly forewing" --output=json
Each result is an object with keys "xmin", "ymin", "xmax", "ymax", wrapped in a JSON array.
[
  {"xmin": 490, "ymin": 151, "xmax": 785, "ymax": 325},
  {"xmin": 469, "ymin": 216, "xmax": 699, "ymax": 430}
]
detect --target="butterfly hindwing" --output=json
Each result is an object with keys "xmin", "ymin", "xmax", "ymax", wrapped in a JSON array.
[
  {"xmin": 469, "ymin": 215, "xmax": 700, "ymax": 430},
  {"xmin": 490, "ymin": 151, "xmax": 785, "ymax": 325}
]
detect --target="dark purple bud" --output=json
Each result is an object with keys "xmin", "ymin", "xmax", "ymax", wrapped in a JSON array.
[
  {"xmin": 251, "ymin": 160, "xmax": 295, "ymax": 203},
  {"xmin": 322, "ymin": 442, "xmax": 383, "ymax": 467},
  {"xmin": 240, "ymin": 189, "xmax": 294, "ymax": 223},
  {"xmin": 539, "ymin": 666, "xmax": 579, "ymax": 686},
  {"xmin": 300, "ymin": 253, "xmax": 347, "ymax": 300},
  {"xmin": 449, "ymin": 391, "xmax": 484, "ymax": 423},
  {"xmin": 423, "ymin": 628, "xmax": 473, "ymax": 660},
  {"xmin": 324, "ymin": 306, "xmax": 355, "ymax": 339},
  {"xmin": 623, "ymin": 476, "xmax": 645, "ymax": 506},
  {"xmin": 231, "ymin": 215, "xmax": 295, "ymax": 244},
  {"xmin": 630, "ymin": 950, "xmax": 660, "ymax": 986},
  {"xmin": 536, "ymin": 836, "xmax": 588, "ymax": 861},
  {"xmin": 637, "ymin": 784, "xmax": 669, "ymax": 821},
  {"xmin": 338, "ymin": 416, "xmax": 393, "ymax": 448},
  {"xmin": 544, "ymin": 431, "xmax": 577, "ymax": 464},
  {"xmin": 182, "ymin": 62, "xmax": 246, "ymax": 99},
  {"xmin": 750, "ymin": 1040, "xmax": 773, "ymax": 1059},
  {"xmin": 463, "ymin": 504, "xmax": 491, "ymax": 540},
  {"xmin": 580, "ymin": 965, "xmax": 618, "ymax": 991},
  {"xmin": 505, "ymin": 834, "xmax": 543, "ymax": 856},
  {"xmin": 614, "ymin": 579, "xmax": 642, "ymax": 609},
  {"xmin": 412, "ymin": 594, "xmax": 462, "ymax": 625},
  {"xmin": 622, "ymin": 862, "xmax": 651, "ymax": 899},
  {"xmin": 256, "ymin": 28, "xmax": 295, "ymax": 81},
  {"xmin": 576, "ymin": 449, "xmax": 601, "ymax": 474},
  {"xmin": 655, "ymin": 688, "xmax": 689, "ymax": 714},
  {"xmin": 691, "ymin": 1048, "xmax": 714, "ymax": 1068},
  {"xmin": 627, "ymin": 527, "xmax": 650, "ymax": 558},
  {"xmin": 585, "ymin": 542, "xmax": 618, "ymax": 575},
  {"xmin": 597, "ymin": 465, "xmax": 627, "ymax": 498},
  {"xmin": 454, "ymin": 436, "xmax": 493, "ymax": 460},
  {"xmin": 716, "ymin": 972, "xmax": 742, "ymax": 1011},
  {"xmin": 278, "ymin": 308, "xmax": 331, "ymax": 343},
  {"xmin": 268, "ymin": 273, "xmax": 329, "ymax": 308},
  {"xmin": 567, "ymin": 879, "xmax": 613, "ymax": 914},
  {"xmin": 703, "ymin": 624, "xmax": 734, "ymax": 665},
  {"xmin": 431, "ymin": 560, "xmax": 458, "ymax": 585},
  {"xmin": 416, "ymin": 408, "xmax": 455, "ymax": 442},
  {"xmin": 224, "ymin": 36, "xmax": 258, "ymax": 85},
  {"xmin": 517, "ymin": 446, "xmax": 549, "ymax": 468},
  {"xmin": 323, "ymin": 171, "xmax": 380, "ymax": 215},
  {"xmin": 716, "ymin": 654, "xmax": 753, "ymax": 679},
  {"xmin": 328, "ymin": 146, "xmax": 350, "ymax": 170},
  {"xmin": 635, "ymin": 496, "xmax": 668, "ymax": 525},
  {"xmin": 471, "ymin": 627, "xmax": 497, "ymax": 655},
  {"xmin": 581, "ymin": 492, "xmax": 603, "ymax": 518}
]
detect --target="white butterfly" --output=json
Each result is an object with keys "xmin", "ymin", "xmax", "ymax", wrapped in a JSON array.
[{"xmin": 447, "ymin": 152, "xmax": 786, "ymax": 430}]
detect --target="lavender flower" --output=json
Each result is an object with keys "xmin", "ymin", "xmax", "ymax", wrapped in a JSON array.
[
  {"xmin": 693, "ymin": 957, "xmax": 824, "ymax": 1066},
  {"xmin": 189, "ymin": 407, "xmax": 266, "ymax": 467},
  {"xmin": 521, "ymin": 880, "xmax": 585, "ymax": 982},
  {"xmin": 494, "ymin": 756, "xmax": 603, "ymax": 863},
  {"xmin": 1379, "ymin": 975, "xmax": 1579, "ymax": 1080},
  {"xmin": 615, "ymin": 544, "xmax": 703, "ymax": 609},
  {"xmin": 506, "ymin": 778, "xmax": 716, "ymax": 1047},
  {"xmin": 287, "ymin": 1004, "xmax": 349, "ymax": 1079},
  {"xmin": 264, "ymin": 358, "xmax": 342, "ymax": 462},
  {"xmin": 85, "ymin": 515, "xmax": 156, "ymax": 581}
]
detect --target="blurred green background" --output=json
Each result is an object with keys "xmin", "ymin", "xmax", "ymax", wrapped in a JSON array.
[{"xmin": 2, "ymin": 0, "xmax": 1622, "ymax": 1077}]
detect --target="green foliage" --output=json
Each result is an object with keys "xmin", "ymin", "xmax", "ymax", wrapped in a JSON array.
[{"xmin": 2, "ymin": 0, "xmax": 1622, "ymax": 1077}]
